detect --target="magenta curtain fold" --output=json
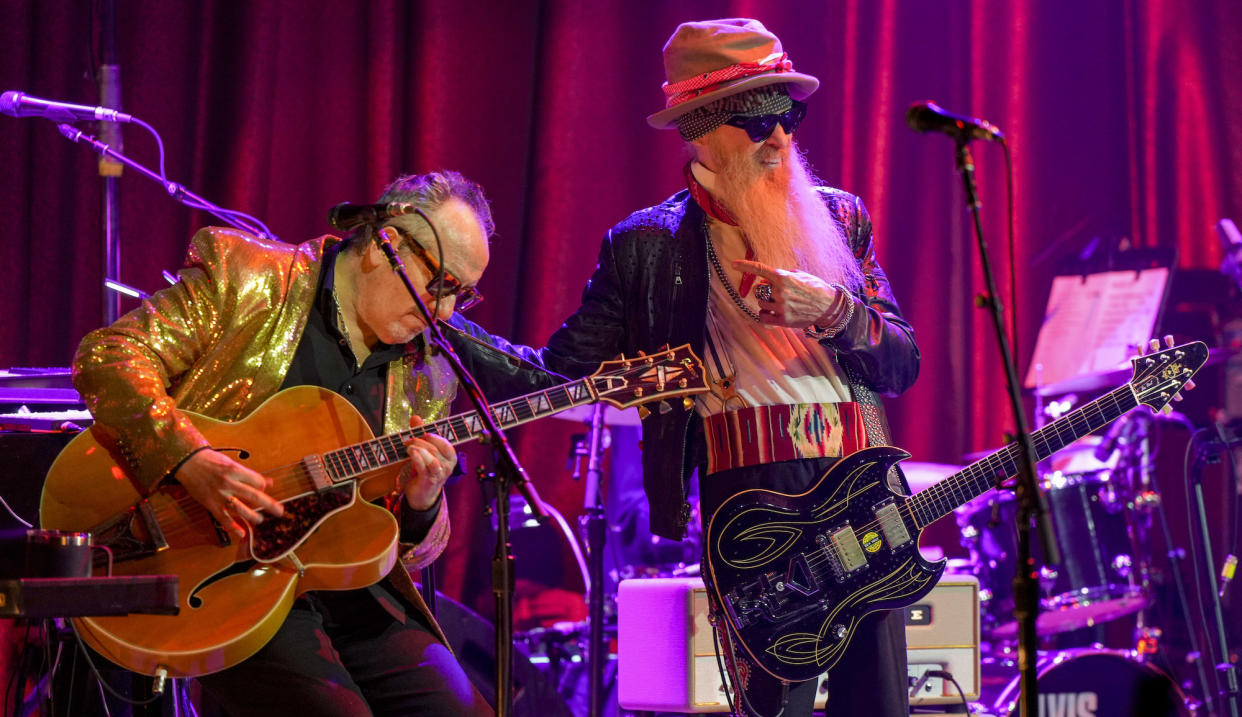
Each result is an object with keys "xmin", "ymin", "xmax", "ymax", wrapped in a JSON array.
[{"xmin": 1, "ymin": 0, "xmax": 1238, "ymax": 613}]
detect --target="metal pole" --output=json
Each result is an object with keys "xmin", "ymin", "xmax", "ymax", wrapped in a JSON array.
[{"xmin": 97, "ymin": 0, "xmax": 124, "ymax": 324}]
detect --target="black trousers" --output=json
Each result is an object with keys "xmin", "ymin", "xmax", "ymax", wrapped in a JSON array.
[
  {"xmin": 700, "ymin": 456, "xmax": 910, "ymax": 717},
  {"xmin": 196, "ymin": 585, "xmax": 493, "ymax": 717}
]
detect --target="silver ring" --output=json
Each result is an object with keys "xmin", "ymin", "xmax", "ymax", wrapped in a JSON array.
[{"xmin": 754, "ymin": 283, "xmax": 774, "ymax": 303}]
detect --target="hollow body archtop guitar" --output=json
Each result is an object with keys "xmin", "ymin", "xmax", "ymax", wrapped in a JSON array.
[{"xmin": 40, "ymin": 345, "xmax": 706, "ymax": 678}]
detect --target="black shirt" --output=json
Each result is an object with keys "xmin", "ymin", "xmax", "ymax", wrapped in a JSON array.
[{"xmin": 280, "ymin": 242, "xmax": 442, "ymax": 540}]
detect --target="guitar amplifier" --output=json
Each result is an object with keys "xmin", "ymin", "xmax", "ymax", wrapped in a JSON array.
[{"xmin": 616, "ymin": 574, "xmax": 980, "ymax": 712}]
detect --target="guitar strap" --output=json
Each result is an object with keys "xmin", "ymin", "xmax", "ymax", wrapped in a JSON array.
[{"xmin": 840, "ymin": 359, "xmax": 908, "ymax": 494}]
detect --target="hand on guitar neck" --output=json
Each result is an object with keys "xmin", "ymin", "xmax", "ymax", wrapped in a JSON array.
[
  {"xmin": 176, "ymin": 414, "xmax": 456, "ymax": 539},
  {"xmin": 400, "ymin": 415, "xmax": 457, "ymax": 511}
]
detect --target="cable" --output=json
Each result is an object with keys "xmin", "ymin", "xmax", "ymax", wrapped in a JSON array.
[
  {"xmin": 412, "ymin": 207, "xmax": 446, "ymax": 321},
  {"xmin": 1217, "ymin": 421, "xmax": 1240, "ymax": 595},
  {"xmin": 709, "ymin": 622, "xmax": 738, "ymax": 716},
  {"xmin": 927, "ymin": 670, "xmax": 970, "ymax": 714},
  {"xmin": 540, "ymin": 499, "xmax": 591, "ymax": 593},
  {"xmin": 1184, "ymin": 433, "xmax": 1219, "ymax": 712},
  {"xmin": 0, "ymin": 493, "xmax": 33, "ymax": 528},
  {"xmin": 70, "ymin": 625, "xmax": 164, "ymax": 706}
]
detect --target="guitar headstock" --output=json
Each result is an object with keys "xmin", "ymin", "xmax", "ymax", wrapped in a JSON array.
[
  {"xmin": 1128, "ymin": 340, "xmax": 1208, "ymax": 413},
  {"xmin": 588, "ymin": 344, "xmax": 708, "ymax": 411}
]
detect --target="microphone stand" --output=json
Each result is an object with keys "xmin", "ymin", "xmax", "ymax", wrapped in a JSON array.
[
  {"xmin": 952, "ymin": 139, "xmax": 1059, "ymax": 717},
  {"xmin": 1188, "ymin": 424, "xmax": 1241, "ymax": 717},
  {"xmin": 372, "ymin": 225, "xmax": 546, "ymax": 717},
  {"xmin": 97, "ymin": 0, "xmax": 123, "ymax": 325},
  {"xmin": 53, "ymin": 124, "xmax": 274, "ymax": 239},
  {"xmin": 581, "ymin": 404, "xmax": 608, "ymax": 717}
]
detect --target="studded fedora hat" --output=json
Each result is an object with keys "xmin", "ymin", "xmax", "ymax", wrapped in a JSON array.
[{"xmin": 647, "ymin": 18, "xmax": 819, "ymax": 129}]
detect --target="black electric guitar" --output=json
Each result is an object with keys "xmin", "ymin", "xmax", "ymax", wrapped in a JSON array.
[{"xmin": 705, "ymin": 341, "xmax": 1208, "ymax": 682}]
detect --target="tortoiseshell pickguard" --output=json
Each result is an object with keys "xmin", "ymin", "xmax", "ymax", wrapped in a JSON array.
[{"xmin": 250, "ymin": 484, "xmax": 354, "ymax": 561}]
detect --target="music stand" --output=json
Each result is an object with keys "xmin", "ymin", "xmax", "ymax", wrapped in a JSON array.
[{"xmin": 1026, "ymin": 262, "xmax": 1174, "ymax": 397}]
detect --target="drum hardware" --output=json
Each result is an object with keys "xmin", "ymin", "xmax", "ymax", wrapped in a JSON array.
[
  {"xmin": 956, "ymin": 463, "xmax": 1153, "ymax": 640},
  {"xmin": 990, "ymin": 649, "xmax": 1194, "ymax": 717},
  {"xmin": 1136, "ymin": 626, "xmax": 1164, "ymax": 657},
  {"xmin": 1184, "ymin": 421, "xmax": 1242, "ymax": 717}
]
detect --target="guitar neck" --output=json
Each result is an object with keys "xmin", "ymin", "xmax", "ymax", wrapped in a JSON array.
[
  {"xmin": 319, "ymin": 378, "xmax": 597, "ymax": 481},
  {"xmin": 909, "ymin": 384, "xmax": 1139, "ymax": 526}
]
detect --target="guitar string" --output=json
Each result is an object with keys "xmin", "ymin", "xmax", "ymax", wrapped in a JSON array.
[
  {"xmin": 107, "ymin": 354, "xmax": 709, "ymax": 559},
  {"xmin": 141, "ymin": 369, "xmax": 1147, "ymax": 563},
  {"xmin": 159, "ymin": 389, "xmax": 1119, "ymax": 563},
  {"xmin": 780, "ymin": 388, "xmax": 1134, "ymax": 576},
  {"xmin": 705, "ymin": 359, "xmax": 1188, "ymax": 616}
]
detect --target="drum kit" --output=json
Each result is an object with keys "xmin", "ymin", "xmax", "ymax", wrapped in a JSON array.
[{"xmin": 944, "ymin": 415, "xmax": 1201, "ymax": 716}]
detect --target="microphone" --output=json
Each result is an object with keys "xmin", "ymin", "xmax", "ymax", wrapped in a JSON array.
[
  {"xmin": 1, "ymin": 90, "xmax": 133, "ymax": 123},
  {"xmin": 328, "ymin": 202, "xmax": 417, "ymax": 231},
  {"xmin": 906, "ymin": 100, "xmax": 1004, "ymax": 143}
]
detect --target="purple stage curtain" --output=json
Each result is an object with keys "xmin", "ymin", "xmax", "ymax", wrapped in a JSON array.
[{"xmin": 1, "ymin": 0, "xmax": 1239, "ymax": 614}]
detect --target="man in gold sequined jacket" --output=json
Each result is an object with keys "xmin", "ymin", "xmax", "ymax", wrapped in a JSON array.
[{"xmin": 73, "ymin": 171, "xmax": 558, "ymax": 716}]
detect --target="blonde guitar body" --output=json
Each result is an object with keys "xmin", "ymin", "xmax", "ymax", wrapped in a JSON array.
[
  {"xmin": 38, "ymin": 344, "xmax": 711, "ymax": 678},
  {"xmin": 40, "ymin": 386, "xmax": 402, "ymax": 678}
]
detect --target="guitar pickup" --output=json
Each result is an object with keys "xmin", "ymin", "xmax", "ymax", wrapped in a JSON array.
[
  {"xmin": 874, "ymin": 502, "xmax": 911, "ymax": 549},
  {"xmin": 821, "ymin": 524, "xmax": 867, "ymax": 577}
]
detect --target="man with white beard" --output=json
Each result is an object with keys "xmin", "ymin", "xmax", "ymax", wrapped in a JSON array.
[{"xmin": 539, "ymin": 18, "xmax": 919, "ymax": 717}]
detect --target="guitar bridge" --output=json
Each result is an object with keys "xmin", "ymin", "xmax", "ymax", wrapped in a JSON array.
[{"xmin": 723, "ymin": 566, "xmax": 828, "ymax": 629}]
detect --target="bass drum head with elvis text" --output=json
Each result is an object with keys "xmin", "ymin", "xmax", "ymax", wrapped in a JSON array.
[{"xmin": 993, "ymin": 649, "xmax": 1190, "ymax": 717}]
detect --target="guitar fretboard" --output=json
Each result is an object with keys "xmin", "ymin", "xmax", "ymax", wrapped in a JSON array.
[
  {"xmin": 909, "ymin": 384, "xmax": 1138, "ymax": 526},
  {"xmin": 320, "ymin": 379, "xmax": 596, "ymax": 481}
]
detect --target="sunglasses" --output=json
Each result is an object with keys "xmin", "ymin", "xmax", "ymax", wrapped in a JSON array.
[
  {"xmin": 402, "ymin": 236, "xmax": 484, "ymax": 312},
  {"xmin": 723, "ymin": 99, "xmax": 808, "ymax": 143}
]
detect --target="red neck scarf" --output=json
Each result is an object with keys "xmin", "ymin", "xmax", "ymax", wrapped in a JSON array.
[{"xmin": 684, "ymin": 162, "xmax": 758, "ymax": 297}]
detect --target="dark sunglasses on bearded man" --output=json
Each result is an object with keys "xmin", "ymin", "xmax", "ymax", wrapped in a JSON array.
[{"xmin": 723, "ymin": 99, "xmax": 808, "ymax": 143}]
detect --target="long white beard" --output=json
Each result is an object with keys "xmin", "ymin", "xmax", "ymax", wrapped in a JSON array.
[{"xmin": 712, "ymin": 141, "xmax": 864, "ymax": 290}]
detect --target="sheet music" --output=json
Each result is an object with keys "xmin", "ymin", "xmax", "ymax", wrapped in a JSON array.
[{"xmin": 1025, "ymin": 267, "xmax": 1169, "ymax": 389}]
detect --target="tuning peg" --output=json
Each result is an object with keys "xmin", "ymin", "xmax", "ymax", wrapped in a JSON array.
[
  {"xmin": 657, "ymin": 401, "xmax": 672, "ymax": 415},
  {"xmin": 1149, "ymin": 338, "xmax": 1161, "ymax": 353},
  {"xmin": 1163, "ymin": 334, "xmax": 1175, "ymax": 348},
  {"xmin": 638, "ymin": 406, "xmax": 651, "ymax": 420},
  {"xmin": 682, "ymin": 397, "xmax": 694, "ymax": 410}
]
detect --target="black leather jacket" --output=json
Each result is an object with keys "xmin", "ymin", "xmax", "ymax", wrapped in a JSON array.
[{"xmin": 539, "ymin": 188, "xmax": 920, "ymax": 540}]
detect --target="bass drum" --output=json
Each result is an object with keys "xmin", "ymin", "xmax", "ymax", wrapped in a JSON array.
[
  {"xmin": 993, "ymin": 649, "xmax": 1190, "ymax": 717},
  {"xmin": 956, "ymin": 468, "xmax": 1147, "ymax": 639}
]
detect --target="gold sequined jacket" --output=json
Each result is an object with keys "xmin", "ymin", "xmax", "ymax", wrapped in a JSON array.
[{"xmin": 74, "ymin": 227, "xmax": 561, "ymax": 636}]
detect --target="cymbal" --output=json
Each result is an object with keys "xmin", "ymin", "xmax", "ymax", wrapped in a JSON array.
[
  {"xmin": 899, "ymin": 461, "xmax": 963, "ymax": 492},
  {"xmin": 553, "ymin": 404, "xmax": 643, "ymax": 427}
]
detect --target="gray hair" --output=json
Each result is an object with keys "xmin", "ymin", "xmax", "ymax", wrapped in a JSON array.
[{"xmin": 345, "ymin": 170, "xmax": 494, "ymax": 250}]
